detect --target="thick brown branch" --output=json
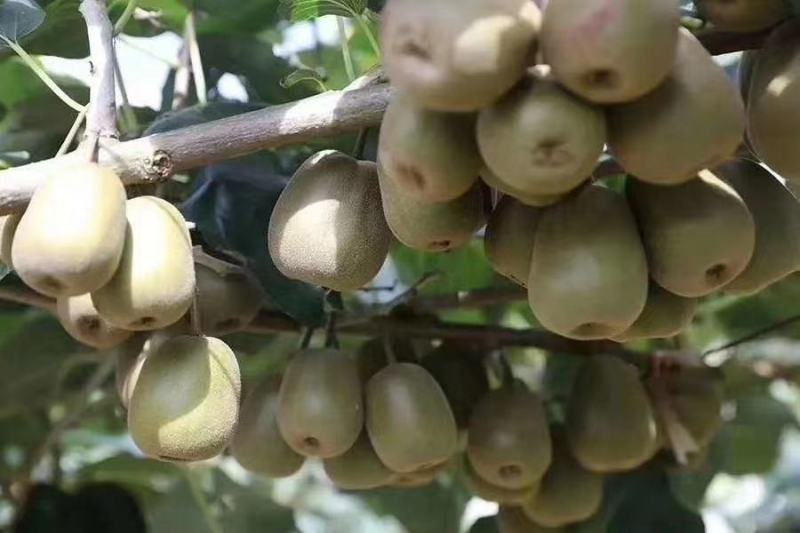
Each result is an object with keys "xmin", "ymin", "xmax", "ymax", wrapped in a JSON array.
[
  {"xmin": 80, "ymin": 0, "xmax": 118, "ymax": 140},
  {"xmin": 0, "ymin": 84, "xmax": 393, "ymax": 214}
]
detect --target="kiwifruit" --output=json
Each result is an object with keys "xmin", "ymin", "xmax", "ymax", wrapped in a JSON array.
[
  {"xmin": 390, "ymin": 460, "xmax": 451, "ymax": 488},
  {"xmin": 565, "ymin": 355, "xmax": 658, "ymax": 473},
  {"xmin": 528, "ymin": 184, "xmax": 648, "ymax": 340},
  {"xmin": 378, "ymin": 162, "xmax": 485, "ymax": 253},
  {"xmin": 477, "ymin": 75, "xmax": 605, "ymax": 196},
  {"xmin": 127, "ymin": 335, "xmax": 241, "ymax": 462},
  {"xmin": 716, "ymin": 160, "xmax": 800, "ymax": 295},
  {"xmin": 366, "ymin": 362, "xmax": 458, "ymax": 473},
  {"xmin": 323, "ymin": 431, "xmax": 394, "ymax": 490},
  {"xmin": 747, "ymin": 19, "xmax": 800, "ymax": 181},
  {"xmin": 658, "ymin": 367, "xmax": 724, "ymax": 449},
  {"xmin": 484, "ymin": 196, "xmax": 540, "ymax": 287},
  {"xmin": 114, "ymin": 321, "xmax": 192, "ymax": 407},
  {"xmin": 467, "ymin": 383, "xmax": 551, "ymax": 489},
  {"xmin": 462, "ymin": 455, "xmax": 538, "ymax": 504},
  {"xmin": 522, "ymin": 431, "xmax": 604, "ymax": 527},
  {"xmin": 195, "ymin": 263, "xmax": 263, "ymax": 335},
  {"xmin": 0, "ymin": 214, "xmax": 21, "ymax": 266},
  {"xmin": 92, "ymin": 196, "xmax": 195, "ymax": 331},
  {"xmin": 378, "ymin": 92, "xmax": 480, "ymax": 202},
  {"xmin": 608, "ymin": 29, "xmax": 745, "ymax": 185},
  {"xmin": 269, "ymin": 151, "xmax": 391, "ymax": 291},
  {"xmin": 611, "ymin": 283, "xmax": 698, "ymax": 342},
  {"xmin": 381, "ymin": 0, "xmax": 541, "ymax": 111},
  {"xmin": 12, "ymin": 163, "xmax": 126, "ymax": 297},
  {"xmin": 497, "ymin": 507, "xmax": 565, "ymax": 533},
  {"xmin": 540, "ymin": 0, "xmax": 680, "ymax": 103},
  {"xmin": 277, "ymin": 348, "xmax": 363, "ymax": 458},
  {"xmin": 356, "ymin": 337, "xmax": 417, "ymax": 384},
  {"xmin": 481, "ymin": 167, "xmax": 564, "ymax": 207},
  {"xmin": 56, "ymin": 293, "xmax": 133, "ymax": 350},
  {"xmin": 420, "ymin": 342, "xmax": 489, "ymax": 428},
  {"xmin": 230, "ymin": 376, "xmax": 305, "ymax": 478},
  {"xmin": 115, "ymin": 335, "xmax": 148, "ymax": 408},
  {"xmin": 695, "ymin": 0, "xmax": 790, "ymax": 32},
  {"xmin": 627, "ymin": 170, "xmax": 756, "ymax": 297}
]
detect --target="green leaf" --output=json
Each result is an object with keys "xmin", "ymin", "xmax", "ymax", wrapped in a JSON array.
[
  {"xmin": 469, "ymin": 516, "xmax": 500, "ymax": 533},
  {"xmin": 281, "ymin": 0, "xmax": 366, "ymax": 21},
  {"xmin": 280, "ymin": 67, "xmax": 327, "ymax": 91},
  {"xmin": 391, "ymin": 241, "xmax": 496, "ymax": 296},
  {"xmin": 0, "ymin": 0, "xmax": 44, "ymax": 42},
  {"xmin": 21, "ymin": 0, "xmax": 87, "ymax": 58},
  {"xmin": 360, "ymin": 481, "xmax": 471, "ymax": 533},
  {"xmin": 195, "ymin": 0, "xmax": 282, "ymax": 35}
]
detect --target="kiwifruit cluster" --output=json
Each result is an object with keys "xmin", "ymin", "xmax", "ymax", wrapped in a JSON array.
[
  {"xmin": 265, "ymin": 3, "xmax": 800, "ymax": 345},
  {"xmin": 217, "ymin": 339, "xmax": 723, "ymax": 529},
  {"xmin": 0, "ymin": 163, "xmax": 266, "ymax": 349}
]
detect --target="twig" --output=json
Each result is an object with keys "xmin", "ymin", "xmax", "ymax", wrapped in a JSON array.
[
  {"xmin": 56, "ymin": 107, "xmax": 89, "ymax": 157},
  {"xmin": 0, "ymin": 285, "xmax": 56, "ymax": 312},
  {"xmin": 185, "ymin": 12, "xmax": 207, "ymax": 105},
  {"xmin": 172, "ymin": 42, "xmax": 192, "ymax": 109},
  {"xmin": 702, "ymin": 313, "xmax": 800, "ymax": 358},
  {"xmin": 337, "ymin": 17, "xmax": 356, "ymax": 83},
  {"xmin": 113, "ymin": 0, "xmax": 139, "ymax": 35},
  {"xmin": 0, "ymin": 36, "xmax": 85, "ymax": 113},
  {"xmin": 0, "ymin": 84, "xmax": 393, "ymax": 214},
  {"xmin": 112, "ymin": 44, "xmax": 140, "ymax": 136},
  {"xmin": 80, "ymin": 0, "xmax": 119, "ymax": 140},
  {"xmin": 185, "ymin": 469, "xmax": 224, "ymax": 533},
  {"xmin": 407, "ymin": 286, "xmax": 526, "ymax": 313}
]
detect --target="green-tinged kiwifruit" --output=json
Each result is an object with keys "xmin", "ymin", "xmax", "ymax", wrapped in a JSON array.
[
  {"xmin": 57, "ymin": 293, "xmax": 133, "ymax": 350},
  {"xmin": 627, "ymin": 171, "xmax": 755, "ymax": 297},
  {"xmin": 12, "ymin": 163, "xmax": 126, "ymax": 297},
  {"xmin": 565, "ymin": 355, "xmax": 658, "ymax": 473},
  {"xmin": 378, "ymin": 92, "xmax": 480, "ymax": 202},
  {"xmin": 462, "ymin": 455, "xmax": 538, "ymax": 504},
  {"xmin": 230, "ymin": 376, "xmax": 305, "ymax": 478},
  {"xmin": 477, "ymin": 75, "xmax": 605, "ymax": 196},
  {"xmin": 498, "ymin": 507, "xmax": 565, "ymax": 533},
  {"xmin": 528, "ymin": 184, "xmax": 648, "ymax": 340},
  {"xmin": 608, "ymin": 29, "xmax": 745, "ymax": 185},
  {"xmin": 659, "ymin": 367, "xmax": 724, "ymax": 449},
  {"xmin": 127, "ymin": 335, "xmax": 241, "ymax": 462},
  {"xmin": 0, "ymin": 214, "xmax": 21, "ymax": 266},
  {"xmin": 115, "ymin": 323, "xmax": 189, "ymax": 408},
  {"xmin": 92, "ymin": 196, "xmax": 195, "ymax": 331},
  {"xmin": 747, "ymin": 20, "xmax": 800, "ymax": 181},
  {"xmin": 356, "ymin": 337, "xmax": 417, "ymax": 384},
  {"xmin": 695, "ymin": 0, "xmax": 790, "ymax": 32},
  {"xmin": 739, "ymin": 50, "xmax": 759, "ymax": 103},
  {"xmin": 467, "ymin": 383, "xmax": 551, "ymax": 489},
  {"xmin": 381, "ymin": 0, "xmax": 541, "ymax": 111},
  {"xmin": 481, "ymin": 168, "xmax": 564, "ymax": 208},
  {"xmin": 540, "ymin": 0, "xmax": 680, "ymax": 103},
  {"xmin": 612, "ymin": 283, "xmax": 697, "ymax": 342},
  {"xmin": 390, "ymin": 460, "xmax": 451, "ymax": 488},
  {"xmin": 115, "ymin": 335, "xmax": 148, "ymax": 408},
  {"xmin": 522, "ymin": 433, "xmax": 604, "ymax": 527},
  {"xmin": 323, "ymin": 431, "xmax": 394, "ymax": 490},
  {"xmin": 278, "ymin": 348, "xmax": 363, "ymax": 458},
  {"xmin": 717, "ymin": 160, "xmax": 800, "ymax": 295},
  {"xmin": 378, "ymin": 162, "xmax": 485, "ymax": 253},
  {"xmin": 420, "ymin": 342, "xmax": 489, "ymax": 428},
  {"xmin": 195, "ymin": 264, "xmax": 262, "ymax": 335},
  {"xmin": 366, "ymin": 362, "xmax": 458, "ymax": 473},
  {"xmin": 269, "ymin": 151, "xmax": 391, "ymax": 291},
  {"xmin": 484, "ymin": 196, "xmax": 540, "ymax": 287}
]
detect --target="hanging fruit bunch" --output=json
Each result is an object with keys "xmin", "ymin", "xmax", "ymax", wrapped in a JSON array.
[{"xmin": 0, "ymin": 0, "xmax": 797, "ymax": 529}]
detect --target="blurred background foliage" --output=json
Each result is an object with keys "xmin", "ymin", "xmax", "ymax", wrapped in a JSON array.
[{"xmin": 1, "ymin": 0, "xmax": 800, "ymax": 532}]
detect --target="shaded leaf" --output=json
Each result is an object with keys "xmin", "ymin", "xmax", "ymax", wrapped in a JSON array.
[
  {"xmin": 0, "ymin": 0, "xmax": 44, "ymax": 42},
  {"xmin": 281, "ymin": 0, "xmax": 366, "ymax": 20},
  {"xmin": 391, "ymin": 241, "xmax": 496, "ymax": 296}
]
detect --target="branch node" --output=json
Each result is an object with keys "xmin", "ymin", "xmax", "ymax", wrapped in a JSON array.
[{"xmin": 143, "ymin": 150, "xmax": 174, "ymax": 180}]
